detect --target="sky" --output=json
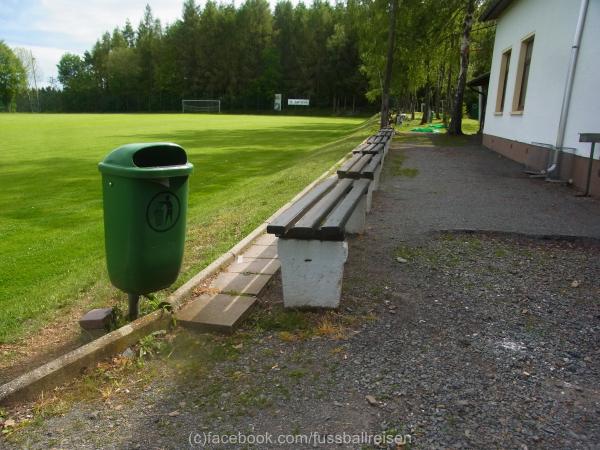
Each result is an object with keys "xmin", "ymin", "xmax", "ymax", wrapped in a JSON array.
[{"xmin": 1, "ymin": 0, "xmax": 295, "ymax": 87}]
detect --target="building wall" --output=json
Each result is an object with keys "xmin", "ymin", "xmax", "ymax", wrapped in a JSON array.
[{"xmin": 483, "ymin": 0, "xmax": 600, "ymax": 195}]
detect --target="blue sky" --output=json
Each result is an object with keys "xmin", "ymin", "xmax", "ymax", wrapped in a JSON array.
[{"xmin": 1, "ymin": 0, "xmax": 263, "ymax": 86}]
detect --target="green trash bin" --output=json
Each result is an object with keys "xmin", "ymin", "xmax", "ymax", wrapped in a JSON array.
[{"xmin": 98, "ymin": 143, "xmax": 194, "ymax": 319}]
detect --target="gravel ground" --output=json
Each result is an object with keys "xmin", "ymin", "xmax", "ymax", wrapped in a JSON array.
[{"xmin": 5, "ymin": 142, "xmax": 600, "ymax": 449}]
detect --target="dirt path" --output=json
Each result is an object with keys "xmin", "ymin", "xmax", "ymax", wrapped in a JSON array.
[{"xmin": 6, "ymin": 142, "xmax": 600, "ymax": 449}]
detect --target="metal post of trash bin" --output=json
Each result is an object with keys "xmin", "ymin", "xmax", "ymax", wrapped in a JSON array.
[
  {"xmin": 579, "ymin": 133, "xmax": 599, "ymax": 197},
  {"xmin": 128, "ymin": 294, "xmax": 140, "ymax": 321}
]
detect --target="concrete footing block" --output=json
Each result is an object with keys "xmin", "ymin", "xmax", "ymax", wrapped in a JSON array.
[
  {"xmin": 278, "ymin": 239, "xmax": 348, "ymax": 309},
  {"xmin": 79, "ymin": 308, "xmax": 114, "ymax": 331},
  {"xmin": 374, "ymin": 164, "xmax": 383, "ymax": 191},
  {"xmin": 346, "ymin": 196, "xmax": 367, "ymax": 234}
]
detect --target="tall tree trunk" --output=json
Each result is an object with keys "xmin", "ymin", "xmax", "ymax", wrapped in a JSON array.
[
  {"xmin": 420, "ymin": 83, "xmax": 431, "ymax": 125},
  {"xmin": 380, "ymin": 0, "xmax": 399, "ymax": 129},
  {"xmin": 448, "ymin": 0, "xmax": 475, "ymax": 135},
  {"xmin": 421, "ymin": 60, "xmax": 431, "ymax": 125},
  {"xmin": 435, "ymin": 65, "xmax": 443, "ymax": 120},
  {"xmin": 444, "ymin": 65, "xmax": 453, "ymax": 127}
]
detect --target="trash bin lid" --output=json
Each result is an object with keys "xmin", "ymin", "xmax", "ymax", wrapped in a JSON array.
[{"xmin": 98, "ymin": 142, "xmax": 194, "ymax": 178}]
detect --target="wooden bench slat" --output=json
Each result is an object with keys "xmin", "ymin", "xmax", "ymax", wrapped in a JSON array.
[
  {"xmin": 345, "ymin": 154, "xmax": 372, "ymax": 178},
  {"xmin": 267, "ymin": 176, "xmax": 337, "ymax": 236},
  {"xmin": 361, "ymin": 153, "xmax": 383, "ymax": 179},
  {"xmin": 354, "ymin": 143, "xmax": 370, "ymax": 153},
  {"xmin": 367, "ymin": 135, "xmax": 387, "ymax": 144},
  {"xmin": 285, "ymin": 178, "xmax": 353, "ymax": 239},
  {"xmin": 352, "ymin": 143, "xmax": 383, "ymax": 154},
  {"xmin": 337, "ymin": 153, "xmax": 362, "ymax": 175},
  {"xmin": 320, "ymin": 179, "xmax": 371, "ymax": 240}
]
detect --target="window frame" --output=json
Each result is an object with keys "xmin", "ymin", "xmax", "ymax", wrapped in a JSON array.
[
  {"xmin": 512, "ymin": 33, "xmax": 535, "ymax": 114},
  {"xmin": 495, "ymin": 48, "xmax": 512, "ymax": 114}
]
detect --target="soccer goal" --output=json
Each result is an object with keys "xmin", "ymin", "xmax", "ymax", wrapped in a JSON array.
[{"xmin": 181, "ymin": 99, "xmax": 221, "ymax": 113}]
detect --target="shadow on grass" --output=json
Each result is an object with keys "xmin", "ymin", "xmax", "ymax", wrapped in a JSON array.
[{"xmin": 0, "ymin": 124, "xmax": 359, "ymax": 227}]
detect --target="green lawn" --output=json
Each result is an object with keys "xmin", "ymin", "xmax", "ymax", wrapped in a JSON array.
[{"xmin": 0, "ymin": 113, "xmax": 373, "ymax": 343}]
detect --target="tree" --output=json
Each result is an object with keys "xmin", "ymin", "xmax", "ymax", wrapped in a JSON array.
[
  {"xmin": 0, "ymin": 41, "xmax": 27, "ymax": 111},
  {"xmin": 448, "ymin": 0, "xmax": 475, "ymax": 135},
  {"xmin": 14, "ymin": 47, "xmax": 43, "ymax": 112},
  {"xmin": 57, "ymin": 53, "xmax": 96, "ymax": 110},
  {"xmin": 107, "ymin": 47, "xmax": 141, "ymax": 110},
  {"xmin": 136, "ymin": 4, "xmax": 163, "ymax": 110},
  {"xmin": 380, "ymin": 0, "xmax": 399, "ymax": 128}
]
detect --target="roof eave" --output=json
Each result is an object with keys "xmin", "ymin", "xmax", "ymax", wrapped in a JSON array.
[{"xmin": 481, "ymin": 0, "xmax": 516, "ymax": 22}]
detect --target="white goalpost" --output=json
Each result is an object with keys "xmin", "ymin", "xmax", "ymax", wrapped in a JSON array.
[{"xmin": 181, "ymin": 99, "xmax": 221, "ymax": 113}]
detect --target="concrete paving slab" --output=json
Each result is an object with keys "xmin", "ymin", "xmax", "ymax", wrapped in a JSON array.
[
  {"xmin": 176, "ymin": 293, "xmax": 256, "ymax": 333},
  {"xmin": 211, "ymin": 272, "xmax": 271, "ymax": 295},
  {"xmin": 253, "ymin": 234, "xmax": 277, "ymax": 246},
  {"xmin": 228, "ymin": 257, "xmax": 281, "ymax": 275},
  {"xmin": 242, "ymin": 245, "xmax": 278, "ymax": 259}
]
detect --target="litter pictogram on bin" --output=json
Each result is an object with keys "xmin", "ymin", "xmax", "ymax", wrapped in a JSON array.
[{"xmin": 147, "ymin": 191, "xmax": 180, "ymax": 232}]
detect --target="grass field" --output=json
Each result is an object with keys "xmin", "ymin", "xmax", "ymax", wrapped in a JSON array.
[{"xmin": 0, "ymin": 113, "xmax": 373, "ymax": 343}]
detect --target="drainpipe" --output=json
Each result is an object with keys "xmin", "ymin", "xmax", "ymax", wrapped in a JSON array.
[{"xmin": 547, "ymin": 0, "xmax": 589, "ymax": 178}]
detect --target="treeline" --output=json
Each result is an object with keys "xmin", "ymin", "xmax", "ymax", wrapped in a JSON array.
[
  {"xmin": 34, "ymin": 0, "xmax": 370, "ymax": 113},
  {"xmin": 6, "ymin": 0, "xmax": 495, "ymax": 123}
]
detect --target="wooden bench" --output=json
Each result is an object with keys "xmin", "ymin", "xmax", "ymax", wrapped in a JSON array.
[
  {"xmin": 337, "ymin": 152, "xmax": 384, "ymax": 211},
  {"xmin": 366, "ymin": 127, "xmax": 394, "ymax": 154},
  {"xmin": 352, "ymin": 142, "xmax": 384, "ymax": 155},
  {"xmin": 267, "ymin": 176, "xmax": 371, "ymax": 308}
]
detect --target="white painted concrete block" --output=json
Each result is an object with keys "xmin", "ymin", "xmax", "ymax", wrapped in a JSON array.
[
  {"xmin": 373, "ymin": 163, "xmax": 383, "ymax": 190},
  {"xmin": 366, "ymin": 182, "xmax": 374, "ymax": 212},
  {"xmin": 345, "ymin": 195, "xmax": 367, "ymax": 234},
  {"xmin": 278, "ymin": 239, "xmax": 348, "ymax": 308}
]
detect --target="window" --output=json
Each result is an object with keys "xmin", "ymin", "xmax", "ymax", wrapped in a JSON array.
[
  {"xmin": 495, "ymin": 49, "xmax": 511, "ymax": 113},
  {"xmin": 513, "ymin": 35, "xmax": 534, "ymax": 113}
]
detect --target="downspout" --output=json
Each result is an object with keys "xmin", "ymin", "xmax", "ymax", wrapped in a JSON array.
[{"xmin": 547, "ymin": 0, "xmax": 589, "ymax": 177}]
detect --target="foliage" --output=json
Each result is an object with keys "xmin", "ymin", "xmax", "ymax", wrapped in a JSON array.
[
  {"xmin": 9, "ymin": 1, "xmax": 495, "ymax": 116},
  {"xmin": 40, "ymin": 2, "xmax": 370, "ymax": 113},
  {"xmin": 0, "ymin": 41, "xmax": 27, "ymax": 111},
  {"xmin": 352, "ymin": 0, "xmax": 494, "ymax": 121}
]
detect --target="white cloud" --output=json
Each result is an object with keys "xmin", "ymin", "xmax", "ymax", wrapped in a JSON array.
[
  {"xmin": 5, "ymin": 1, "xmax": 184, "ymax": 87},
  {"xmin": 35, "ymin": 0, "xmax": 183, "ymax": 45}
]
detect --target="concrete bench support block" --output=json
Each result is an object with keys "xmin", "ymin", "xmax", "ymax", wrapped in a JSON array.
[
  {"xmin": 346, "ymin": 196, "xmax": 367, "ymax": 234},
  {"xmin": 278, "ymin": 239, "xmax": 348, "ymax": 309},
  {"xmin": 374, "ymin": 164, "xmax": 383, "ymax": 191}
]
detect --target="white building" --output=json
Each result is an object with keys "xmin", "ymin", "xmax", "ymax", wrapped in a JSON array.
[{"xmin": 481, "ymin": 0, "xmax": 600, "ymax": 197}]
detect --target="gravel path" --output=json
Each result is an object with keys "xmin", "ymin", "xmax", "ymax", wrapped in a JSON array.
[
  {"xmin": 386, "ymin": 142, "xmax": 600, "ymax": 239},
  {"xmin": 6, "ymin": 142, "xmax": 600, "ymax": 449}
]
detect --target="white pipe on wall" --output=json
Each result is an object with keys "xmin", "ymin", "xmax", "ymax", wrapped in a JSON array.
[{"xmin": 547, "ymin": 0, "xmax": 589, "ymax": 177}]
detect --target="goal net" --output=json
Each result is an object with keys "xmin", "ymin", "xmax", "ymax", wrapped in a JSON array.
[{"xmin": 181, "ymin": 99, "xmax": 221, "ymax": 113}]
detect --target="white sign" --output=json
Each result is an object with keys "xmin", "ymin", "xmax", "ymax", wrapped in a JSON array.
[
  {"xmin": 274, "ymin": 94, "xmax": 282, "ymax": 111},
  {"xmin": 288, "ymin": 98, "xmax": 310, "ymax": 106}
]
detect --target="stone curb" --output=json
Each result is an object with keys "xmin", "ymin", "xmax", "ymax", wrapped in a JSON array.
[{"xmin": 0, "ymin": 150, "xmax": 352, "ymax": 406}]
